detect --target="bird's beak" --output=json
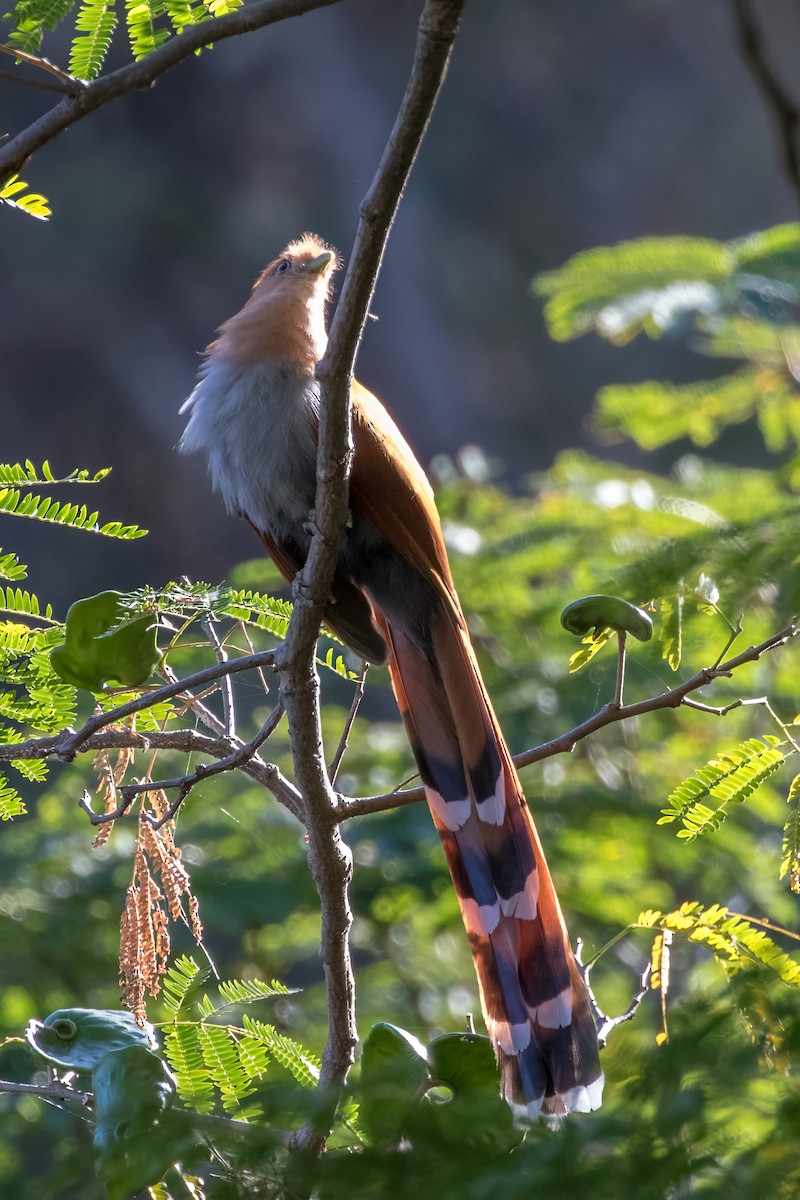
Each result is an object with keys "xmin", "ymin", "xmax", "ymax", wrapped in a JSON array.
[{"xmin": 304, "ymin": 252, "xmax": 333, "ymax": 276}]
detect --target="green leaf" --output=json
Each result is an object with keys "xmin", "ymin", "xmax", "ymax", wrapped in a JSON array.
[
  {"xmin": 2, "ymin": 0, "xmax": 78, "ymax": 53},
  {"xmin": 636, "ymin": 902, "xmax": 800, "ymax": 987},
  {"xmin": 161, "ymin": 955, "xmax": 211, "ymax": 1016},
  {"xmin": 162, "ymin": 1023, "xmax": 215, "ymax": 1113},
  {"xmin": 92, "ymin": 1046, "xmax": 186, "ymax": 1200},
  {"xmin": 0, "ymin": 549, "xmax": 27, "ymax": 581},
  {"xmin": 0, "ymin": 585, "xmax": 54, "ymax": 622},
  {"xmin": 426, "ymin": 1032, "xmax": 522, "ymax": 1153},
  {"xmin": 780, "ymin": 772, "xmax": 800, "ymax": 893},
  {"xmin": 124, "ymin": 0, "xmax": 169, "ymax": 61},
  {"xmin": 658, "ymin": 736, "xmax": 787, "ymax": 839},
  {"xmin": 561, "ymin": 594, "xmax": 653, "ymax": 641},
  {"xmin": 0, "ymin": 774, "xmax": 26, "ymax": 819},
  {"xmin": 25, "ymin": 1007, "xmax": 155, "ymax": 1072},
  {"xmin": 69, "ymin": 0, "xmax": 117, "ymax": 78},
  {"xmin": 535, "ymin": 236, "xmax": 732, "ymax": 342},
  {"xmin": 0, "ymin": 173, "xmax": 51, "ymax": 220},
  {"xmin": 0, "ymin": 484, "xmax": 146, "ymax": 537},
  {"xmin": 217, "ymin": 978, "xmax": 292, "ymax": 1006},
  {"xmin": 595, "ymin": 371, "xmax": 769, "ymax": 450},
  {"xmin": 241, "ymin": 1014, "xmax": 320, "ymax": 1088},
  {"xmin": 50, "ymin": 590, "xmax": 160, "ymax": 692},
  {"xmin": 197, "ymin": 1024, "xmax": 256, "ymax": 1112},
  {"xmin": 659, "ymin": 594, "xmax": 682, "ymax": 671},
  {"xmin": 360, "ymin": 1022, "xmax": 429, "ymax": 1147}
]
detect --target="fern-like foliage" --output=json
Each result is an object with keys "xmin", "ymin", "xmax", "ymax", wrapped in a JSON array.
[
  {"xmin": 129, "ymin": 581, "xmax": 362, "ymax": 680},
  {"xmin": 781, "ymin": 773, "xmax": 800, "ymax": 894},
  {"xmin": 161, "ymin": 955, "xmax": 212, "ymax": 1017},
  {"xmin": 0, "ymin": 551, "xmax": 27, "ymax": 582},
  {"xmin": 218, "ymin": 978, "xmax": 292, "ymax": 1006},
  {"xmin": 637, "ymin": 902, "xmax": 800, "ymax": 987},
  {"xmin": 3, "ymin": 0, "xmax": 240, "ymax": 95},
  {"xmin": 0, "ymin": 774, "xmax": 26, "ymax": 820},
  {"xmin": 160, "ymin": 959, "xmax": 317, "ymax": 1117},
  {"xmin": 69, "ymin": 0, "xmax": 116, "ymax": 78},
  {"xmin": 196, "ymin": 1023, "xmax": 256, "ymax": 1113},
  {"xmin": 0, "ymin": 462, "xmax": 111, "ymax": 486},
  {"xmin": 0, "ymin": 174, "xmax": 51, "ymax": 220},
  {"xmin": 163, "ymin": 1023, "xmax": 216, "ymax": 1113},
  {"xmin": 0, "ymin": 587, "xmax": 54, "ymax": 622},
  {"xmin": 0, "ymin": 622, "xmax": 77, "ymax": 817},
  {"xmin": 124, "ymin": 0, "xmax": 168, "ymax": 61},
  {"xmin": 535, "ymin": 223, "xmax": 800, "ymax": 459},
  {"xmin": 240, "ymin": 1014, "xmax": 320, "ymax": 1088},
  {"xmin": 658, "ymin": 735, "xmax": 787, "ymax": 840},
  {"xmin": 0, "ymin": 485, "xmax": 146, "ymax": 539}
]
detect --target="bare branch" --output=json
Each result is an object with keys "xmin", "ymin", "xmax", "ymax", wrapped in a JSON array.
[
  {"xmin": 576, "ymin": 939, "xmax": 652, "ymax": 1050},
  {"xmin": 334, "ymin": 619, "xmax": 800, "ymax": 821},
  {"xmin": 279, "ymin": 0, "xmax": 467, "ymax": 1158},
  {"xmin": 730, "ymin": 0, "xmax": 800, "ymax": 206},
  {"xmin": 139, "ymin": 703, "xmax": 284, "ymax": 829},
  {"xmin": 0, "ymin": 0, "xmax": 342, "ymax": 181},
  {"xmin": 0, "ymin": 1077, "xmax": 90, "ymax": 1105}
]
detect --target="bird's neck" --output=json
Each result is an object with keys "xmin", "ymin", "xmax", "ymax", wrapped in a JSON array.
[{"xmin": 211, "ymin": 288, "xmax": 328, "ymax": 374}]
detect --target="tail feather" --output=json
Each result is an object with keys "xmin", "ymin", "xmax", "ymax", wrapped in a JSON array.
[{"xmin": 381, "ymin": 595, "xmax": 603, "ymax": 1118}]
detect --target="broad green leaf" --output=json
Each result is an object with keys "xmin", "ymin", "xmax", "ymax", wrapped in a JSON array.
[{"xmin": 50, "ymin": 590, "xmax": 160, "ymax": 691}]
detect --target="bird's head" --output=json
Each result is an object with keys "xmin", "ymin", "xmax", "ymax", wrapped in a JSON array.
[
  {"xmin": 251, "ymin": 233, "xmax": 340, "ymax": 305},
  {"xmin": 212, "ymin": 233, "xmax": 342, "ymax": 370}
]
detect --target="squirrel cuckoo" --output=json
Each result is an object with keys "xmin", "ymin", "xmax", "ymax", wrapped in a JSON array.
[{"xmin": 179, "ymin": 233, "xmax": 603, "ymax": 1118}]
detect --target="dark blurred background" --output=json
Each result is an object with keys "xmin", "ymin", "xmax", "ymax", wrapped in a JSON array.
[{"xmin": 2, "ymin": 0, "xmax": 800, "ymax": 608}]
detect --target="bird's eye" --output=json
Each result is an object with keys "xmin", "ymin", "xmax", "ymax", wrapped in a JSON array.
[{"xmin": 276, "ymin": 260, "xmax": 290, "ymax": 274}]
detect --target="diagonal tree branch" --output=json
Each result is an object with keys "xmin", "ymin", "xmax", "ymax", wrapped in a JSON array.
[
  {"xmin": 334, "ymin": 619, "xmax": 799, "ymax": 821},
  {"xmin": 0, "ymin": 0, "xmax": 342, "ymax": 181}
]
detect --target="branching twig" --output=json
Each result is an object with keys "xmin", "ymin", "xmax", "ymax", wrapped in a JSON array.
[
  {"xmin": 576, "ymin": 938, "xmax": 652, "ymax": 1050},
  {"xmin": 334, "ymin": 619, "xmax": 799, "ymax": 821},
  {"xmin": 0, "ymin": 43, "xmax": 80, "ymax": 91},
  {"xmin": 731, "ymin": 0, "xmax": 800, "ymax": 206},
  {"xmin": 0, "ymin": 0, "xmax": 341, "ymax": 181},
  {"xmin": 134, "ymin": 703, "xmax": 284, "ymax": 829},
  {"xmin": 54, "ymin": 649, "xmax": 277, "ymax": 761}
]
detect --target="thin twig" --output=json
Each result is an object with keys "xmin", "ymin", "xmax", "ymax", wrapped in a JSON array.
[
  {"xmin": 329, "ymin": 665, "xmax": 368, "ymax": 785},
  {"xmin": 144, "ymin": 703, "xmax": 284, "ymax": 829},
  {"xmin": 730, "ymin": 0, "xmax": 800, "ymax": 206},
  {"xmin": 0, "ymin": 43, "xmax": 80, "ymax": 90},
  {"xmin": 0, "ymin": 67, "xmax": 69, "ymax": 94},
  {"xmin": 54, "ymin": 649, "xmax": 277, "ymax": 761},
  {"xmin": 156, "ymin": 664, "xmax": 303, "ymax": 822},
  {"xmin": 202, "ymin": 615, "xmax": 235, "ymax": 737},
  {"xmin": 577, "ymin": 938, "xmax": 652, "ymax": 1050},
  {"xmin": 613, "ymin": 630, "xmax": 626, "ymax": 708},
  {"xmin": 0, "ymin": 0, "xmax": 341, "ymax": 181}
]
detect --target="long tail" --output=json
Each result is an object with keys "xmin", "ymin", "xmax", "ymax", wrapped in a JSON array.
[{"xmin": 381, "ymin": 593, "xmax": 603, "ymax": 1118}]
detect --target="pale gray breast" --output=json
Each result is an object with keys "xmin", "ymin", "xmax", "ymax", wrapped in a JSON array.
[{"xmin": 179, "ymin": 358, "xmax": 319, "ymax": 541}]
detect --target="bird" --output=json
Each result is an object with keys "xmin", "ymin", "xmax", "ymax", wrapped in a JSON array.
[{"xmin": 179, "ymin": 232, "xmax": 604, "ymax": 1118}]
